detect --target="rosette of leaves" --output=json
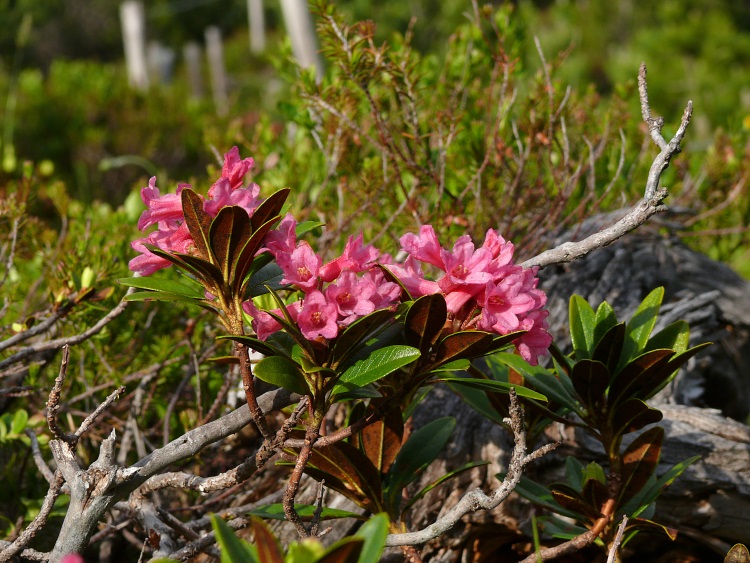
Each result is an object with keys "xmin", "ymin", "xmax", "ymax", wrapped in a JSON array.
[
  {"xmin": 119, "ymin": 187, "xmax": 292, "ymax": 334},
  {"xmin": 476, "ymin": 288, "xmax": 709, "ymax": 552}
]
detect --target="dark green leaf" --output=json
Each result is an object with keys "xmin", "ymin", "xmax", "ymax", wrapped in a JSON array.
[
  {"xmin": 249, "ymin": 504, "xmax": 363, "ymax": 521},
  {"xmin": 608, "ymin": 349, "xmax": 674, "ymax": 408},
  {"xmin": 218, "ymin": 334, "xmax": 293, "ymax": 360},
  {"xmin": 404, "ymin": 294, "xmax": 447, "ymax": 352},
  {"xmin": 182, "ymin": 188, "xmax": 214, "ymax": 262},
  {"xmin": 569, "ymin": 295, "xmax": 596, "ymax": 360},
  {"xmin": 386, "ymin": 417, "xmax": 455, "ymax": 514},
  {"xmin": 626, "ymin": 455, "xmax": 700, "ymax": 518},
  {"xmin": 571, "ymin": 359, "xmax": 609, "ymax": 412},
  {"xmin": 245, "ymin": 262, "xmax": 285, "ymax": 298},
  {"xmin": 591, "ymin": 322, "xmax": 625, "ymax": 375},
  {"xmin": 234, "ymin": 219, "xmax": 277, "ymax": 294},
  {"xmin": 331, "ymin": 309, "xmax": 396, "ymax": 368},
  {"xmin": 447, "ymin": 381, "xmax": 506, "ymax": 425},
  {"xmin": 118, "ymin": 276, "xmax": 204, "ymax": 298},
  {"xmin": 123, "ymin": 291, "xmax": 209, "ymax": 305},
  {"xmin": 641, "ymin": 342, "xmax": 712, "ymax": 400},
  {"xmin": 506, "ymin": 475, "xmax": 582, "ymax": 520},
  {"xmin": 624, "ymin": 517, "xmax": 677, "ymax": 541},
  {"xmin": 210, "ymin": 515, "xmax": 258, "ymax": 563},
  {"xmin": 611, "ymin": 398, "xmax": 663, "ymax": 437},
  {"xmin": 550, "ymin": 487, "xmax": 601, "ymax": 522},
  {"xmin": 618, "ymin": 427, "xmax": 664, "ymax": 507},
  {"xmin": 254, "ymin": 356, "xmax": 309, "ymax": 395},
  {"xmin": 565, "ymin": 457, "xmax": 585, "ymax": 491},
  {"xmin": 435, "ymin": 376, "xmax": 547, "ymax": 401},
  {"xmin": 332, "ymin": 345, "xmax": 420, "ymax": 396},
  {"xmin": 428, "ymin": 359, "xmax": 471, "ymax": 373},
  {"xmin": 402, "ymin": 461, "xmax": 490, "ymax": 513}
]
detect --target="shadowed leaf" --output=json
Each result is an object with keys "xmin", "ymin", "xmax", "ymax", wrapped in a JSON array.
[
  {"xmin": 612, "ymin": 398, "xmax": 663, "ymax": 437},
  {"xmin": 571, "ymin": 359, "xmax": 608, "ymax": 413},
  {"xmin": 234, "ymin": 219, "xmax": 278, "ymax": 295},
  {"xmin": 550, "ymin": 488, "xmax": 601, "ymax": 522},
  {"xmin": 403, "ymin": 460, "xmax": 490, "ymax": 513},
  {"xmin": 218, "ymin": 334, "xmax": 292, "ymax": 361},
  {"xmin": 210, "ymin": 206, "xmax": 252, "ymax": 282},
  {"xmin": 254, "ymin": 356, "xmax": 309, "ymax": 395},
  {"xmin": 592, "ymin": 322, "xmax": 625, "ymax": 375},
  {"xmin": 404, "ymin": 293, "xmax": 447, "ymax": 352},
  {"xmin": 626, "ymin": 455, "xmax": 701, "ymax": 518},
  {"xmin": 118, "ymin": 276, "xmax": 204, "ymax": 298},
  {"xmin": 182, "ymin": 188, "xmax": 213, "ymax": 261},
  {"xmin": 619, "ymin": 427, "xmax": 664, "ymax": 507},
  {"xmin": 331, "ymin": 309, "xmax": 396, "ymax": 368},
  {"xmin": 315, "ymin": 538, "xmax": 364, "ymax": 563},
  {"xmin": 625, "ymin": 518, "xmax": 677, "ymax": 541},
  {"xmin": 250, "ymin": 188, "xmax": 290, "ymax": 231},
  {"xmin": 641, "ymin": 342, "xmax": 712, "ymax": 400},
  {"xmin": 581, "ymin": 478, "xmax": 609, "ymax": 516},
  {"xmin": 434, "ymin": 376, "xmax": 547, "ymax": 401},
  {"xmin": 433, "ymin": 331, "xmax": 494, "ymax": 366},
  {"xmin": 360, "ymin": 402, "xmax": 404, "ymax": 476},
  {"xmin": 245, "ymin": 262, "xmax": 285, "ymax": 298},
  {"xmin": 508, "ymin": 475, "xmax": 582, "ymax": 520},
  {"xmin": 608, "ymin": 349, "xmax": 673, "ymax": 408},
  {"xmin": 250, "ymin": 517, "xmax": 284, "ymax": 563},
  {"xmin": 249, "ymin": 504, "xmax": 363, "ymax": 521}
]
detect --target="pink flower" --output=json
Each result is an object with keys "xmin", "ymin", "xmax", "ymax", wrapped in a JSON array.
[
  {"xmin": 208, "ymin": 146, "xmax": 255, "ymax": 197},
  {"xmin": 129, "ymin": 221, "xmax": 193, "ymax": 275},
  {"xmin": 363, "ymin": 268, "xmax": 402, "ymax": 309},
  {"xmin": 243, "ymin": 301, "xmax": 284, "ymax": 340},
  {"xmin": 384, "ymin": 256, "xmax": 439, "ymax": 298},
  {"xmin": 516, "ymin": 309, "xmax": 552, "ymax": 365},
  {"xmin": 298, "ymin": 291, "xmax": 339, "ymax": 340},
  {"xmin": 204, "ymin": 179, "xmax": 262, "ymax": 217},
  {"xmin": 137, "ymin": 178, "xmax": 188, "ymax": 230},
  {"xmin": 277, "ymin": 242, "xmax": 322, "ymax": 292},
  {"xmin": 400, "ymin": 226, "xmax": 444, "ymax": 268},
  {"xmin": 60, "ymin": 554, "xmax": 84, "ymax": 563},
  {"xmin": 325, "ymin": 271, "xmax": 376, "ymax": 324},
  {"xmin": 320, "ymin": 233, "xmax": 381, "ymax": 281},
  {"xmin": 478, "ymin": 276, "xmax": 539, "ymax": 334},
  {"xmin": 265, "ymin": 213, "xmax": 298, "ymax": 255}
]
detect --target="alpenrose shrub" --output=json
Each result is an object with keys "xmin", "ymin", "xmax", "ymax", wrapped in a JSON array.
[{"xmin": 129, "ymin": 146, "xmax": 551, "ymax": 364}]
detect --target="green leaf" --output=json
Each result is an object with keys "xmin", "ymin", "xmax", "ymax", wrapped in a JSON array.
[
  {"xmin": 332, "ymin": 345, "xmax": 420, "ymax": 396},
  {"xmin": 565, "ymin": 457, "xmax": 585, "ymax": 491},
  {"xmin": 385, "ymin": 417, "xmax": 455, "ymax": 514},
  {"xmin": 249, "ymin": 504, "xmax": 363, "ymax": 521},
  {"xmin": 618, "ymin": 287, "xmax": 664, "ymax": 370},
  {"xmin": 608, "ymin": 349, "xmax": 674, "ymax": 408},
  {"xmin": 435, "ymin": 376, "xmax": 547, "ymax": 401},
  {"xmin": 210, "ymin": 514, "xmax": 258, "ymax": 563},
  {"xmin": 626, "ymin": 455, "xmax": 700, "ymax": 518},
  {"xmin": 249, "ymin": 517, "xmax": 284, "ymax": 563},
  {"xmin": 593, "ymin": 301, "xmax": 618, "ymax": 345},
  {"xmin": 245, "ymin": 262, "xmax": 285, "ymax": 298},
  {"xmin": 641, "ymin": 342, "xmax": 712, "ymax": 400},
  {"xmin": 402, "ymin": 461, "xmax": 490, "ymax": 513},
  {"xmin": 354, "ymin": 513, "xmax": 389, "ymax": 563},
  {"xmin": 506, "ymin": 475, "xmax": 582, "ymax": 520},
  {"xmin": 182, "ymin": 187, "xmax": 214, "ymax": 262},
  {"xmin": 569, "ymin": 295, "xmax": 596, "ymax": 360},
  {"xmin": 618, "ymin": 427, "xmax": 664, "ymax": 507},
  {"xmin": 446, "ymin": 382, "xmax": 507, "ymax": 425},
  {"xmin": 428, "ymin": 359, "xmax": 471, "ymax": 373},
  {"xmin": 591, "ymin": 322, "xmax": 626, "ymax": 375},
  {"xmin": 11, "ymin": 410, "xmax": 28, "ymax": 435},
  {"xmin": 254, "ymin": 356, "xmax": 309, "ymax": 395},
  {"xmin": 624, "ymin": 518, "xmax": 677, "ymax": 541},
  {"xmin": 643, "ymin": 320, "xmax": 690, "ymax": 355},
  {"xmin": 404, "ymin": 293, "xmax": 447, "ymax": 352},
  {"xmin": 118, "ymin": 276, "xmax": 204, "ymax": 298},
  {"xmin": 123, "ymin": 290, "xmax": 210, "ymax": 306},
  {"xmin": 295, "ymin": 220, "xmax": 325, "ymax": 237},
  {"xmin": 492, "ymin": 352, "xmax": 579, "ymax": 411},
  {"xmin": 331, "ymin": 309, "xmax": 396, "ymax": 369},
  {"xmin": 218, "ymin": 334, "xmax": 293, "ymax": 361}
]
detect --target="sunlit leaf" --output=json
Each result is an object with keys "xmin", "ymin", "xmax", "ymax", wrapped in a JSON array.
[
  {"xmin": 360, "ymin": 402, "xmax": 404, "ymax": 475},
  {"xmin": 315, "ymin": 537, "xmax": 363, "ymax": 563},
  {"xmin": 433, "ymin": 331, "xmax": 494, "ymax": 366},
  {"xmin": 643, "ymin": 320, "xmax": 690, "ymax": 355},
  {"xmin": 250, "ymin": 188, "xmax": 290, "ymax": 231},
  {"xmin": 354, "ymin": 514, "xmax": 389, "ymax": 563},
  {"xmin": 254, "ymin": 356, "xmax": 309, "ymax": 395},
  {"xmin": 118, "ymin": 276, "xmax": 204, "ymax": 298},
  {"xmin": 434, "ymin": 376, "xmax": 547, "ymax": 401},
  {"xmin": 332, "ymin": 345, "xmax": 420, "ymax": 396},
  {"xmin": 402, "ymin": 460, "xmax": 490, "ymax": 513},
  {"xmin": 618, "ymin": 287, "xmax": 664, "ymax": 370},
  {"xmin": 210, "ymin": 514, "xmax": 258, "ymax": 563},
  {"xmin": 593, "ymin": 301, "xmax": 618, "ymax": 344},
  {"xmin": 249, "ymin": 504, "xmax": 363, "ymax": 521},
  {"xmin": 570, "ymin": 359, "xmax": 608, "ymax": 413},
  {"xmin": 569, "ymin": 295, "xmax": 596, "ymax": 360},
  {"xmin": 249, "ymin": 517, "xmax": 284, "ymax": 563}
]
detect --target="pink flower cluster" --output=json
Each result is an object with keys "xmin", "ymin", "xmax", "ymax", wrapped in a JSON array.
[
  {"xmin": 386, "ymin": 226, "xmax": 551, "ymax": 364},
  {"xmin": 243, "ymin": 219, "xmax": 401, "ymax": 342},
  {"xmin": 129, "ymin": 147, "xmax": 261, "ymax": 275}
]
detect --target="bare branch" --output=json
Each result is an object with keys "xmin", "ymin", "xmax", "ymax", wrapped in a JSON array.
[
  {"xmin": 385, "ymin": 389, "xmax": 557, "ymax": 547},
  {"xmin": 25, "ymin": 429, "xmax": 57, "ymax": 486},
  {"xmin": 75, "ymin": 385, "xmax": 125, "ymax": 439},
  {"xmin": 522, "ymin": 63, "xmax": 692, "ymax": 270},
  {"xmin": 46, "ymin": 345, "xmax": 74, "ymax": 443},
  {"xmin": 607, "ymin": 515, "xmax": 628, "ymax": 563},
  {"xmin": 0, "ymin": 288, "xmax": 134, "ymax": 372}
]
